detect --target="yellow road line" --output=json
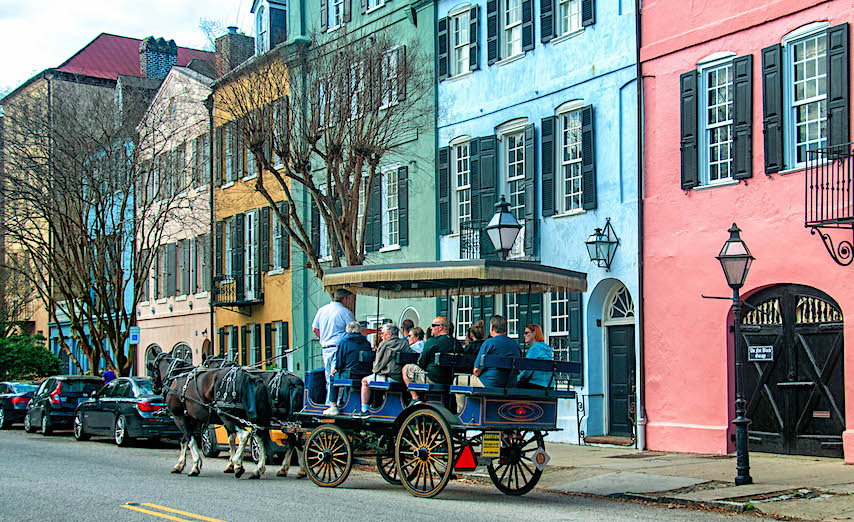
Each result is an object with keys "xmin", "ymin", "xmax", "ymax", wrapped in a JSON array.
[{"xmin": 121, "ymin": 502, "xmax": 228, "ymax": 522}]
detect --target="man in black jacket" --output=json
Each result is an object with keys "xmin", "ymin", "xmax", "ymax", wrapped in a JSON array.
[
  {"xmin": 401, "ymin": 316, "xmax": 462, "ymax": 401},
  {"xmin": 333, "ymin": 322, "xmax": 373, "ymax": 380}
]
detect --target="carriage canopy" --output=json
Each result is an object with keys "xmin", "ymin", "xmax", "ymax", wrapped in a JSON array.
[{"xmin": 322, "ymin": 259, "xmax": 587, "ymax": 298}]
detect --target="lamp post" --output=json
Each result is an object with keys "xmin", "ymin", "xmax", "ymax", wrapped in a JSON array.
[
  {"xmin": 486, "ymin": 196, "xmax": 522, "ymax": 260},
  {"xmin": 716, "ymin": 223, "xmax": 754, "ymax": 486}
]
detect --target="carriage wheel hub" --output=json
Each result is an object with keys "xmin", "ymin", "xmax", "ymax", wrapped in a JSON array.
[
  {"xmin": 414, "ymin": 447, "xmax": 430, "ymax": 461},
  {"xmin": 322, "ymin": 450, "xmax": 334, "ymax": 463}
]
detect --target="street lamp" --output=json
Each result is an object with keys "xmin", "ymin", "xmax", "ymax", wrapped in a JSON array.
[
  {"xmin": 585, "ymin": 217, "xmax": 620, "ymax": 271},
  {"xmin": 486, "ymin": 196, "xmax": 522, "ymax": 261},
  {"xmin": 716, "ymin": 223, "xmax": 754, "ymax": 486}
]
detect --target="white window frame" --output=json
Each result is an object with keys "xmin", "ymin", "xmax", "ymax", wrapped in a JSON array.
[
  {"xmin": 557, "ymin": 0, "xmax": 582, "ymax": 38},
  {"xmin": 244, "ymin": 210, "xmax": 259, "ymax": 300},
  {"xmin": 497, "ymin": 118, "xmax": 528, "ymax": 257},
  {"xmin": 225, "ymin": 123, "xmax": 235, "ymax": 184},
  {"xmin": 274, "ymin": 320, "xmax": 293, "ymax": 371},
  {"xmin": 350, "ymin": 62, "xmax": 365, "ymax": 119},
  {"xmin": 272, "ymin": 208, "xmax": 284, "ymax": 270},
  {"xmin": 256, "ymin": 4, "xmax": 268, "ymax": 54},
  {"xmin": 451, "ymin": 136, "xmax": 472, "ymax": 233},
  {"xmin": 696, "ymin": 55, "xmax": 736, "ymax": 186},
  {"xmin": 545, "ymin": 290, "xmax": 571, "ymax": 383},
  {"xmin": 451, "ymin": 8, "xmax": 471, "ymax": 76},
  {"xmin": 224, "ymin": 216, "xmax": 233, "ymax": 280},
  {"xmin": 557, "ymin": 101, "xmax": 584, "ymax": 213},
  {"xmin": 381, "ymin": 163, "xmax": 400, "ymax": 249},
  {"xmin": 329, "ymin": 0, "xmax": 344, "ymax": 31},
  {"xmin": 505, "ymin": 293, "xmax": 519, "ymax": 338},
  {"xmin": 245, "ymin": 145, "xmax": 258, "ymax": 180},
  {"xmin": 318, "ymin": 186, "xmax": 331, "ymax": 260},
  {"xmin": 366, "ymin": 0, "xmax": 384, "ymax": 12},
  {"xmin": 381, "ymin": 48, "xmax": 401, "ymax": 108},
  {"xmin": 782, "ymin": 22, "xmax": 829, "ymax": 169},
  {"xmin": 456, "ymin": 295, "xmax": 473, "ymax": 340},
  {"xmin": 248, "ymin": 324, "xmax": 258, "ymax": 365},
  {"xmin": 502, "ymin": 0, "xmax": 523, "ymax": 59}
]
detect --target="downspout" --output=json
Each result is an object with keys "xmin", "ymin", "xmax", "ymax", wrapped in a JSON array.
[
  {"xmin": 205, "ymin": 94, "xmax": 215, "ymax": 358},
  {"xmin": 634, "ymin": 0, "xmax": 647, "ymax": 451}
]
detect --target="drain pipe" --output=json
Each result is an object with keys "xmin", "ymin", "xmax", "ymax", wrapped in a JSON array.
[{"xmin": 634, "ymin": 0, "xmax": 647, "ymax": 451}]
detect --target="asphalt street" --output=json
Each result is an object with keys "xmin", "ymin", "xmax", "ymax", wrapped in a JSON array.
[{"xmin": 0, "ymin": 428, "xmax": 777, "ymax": 522}]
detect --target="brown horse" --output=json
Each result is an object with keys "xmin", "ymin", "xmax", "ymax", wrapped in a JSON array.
[{"xmin": 148, "ymin": 353, "xmax": 273, "ymax": 479}]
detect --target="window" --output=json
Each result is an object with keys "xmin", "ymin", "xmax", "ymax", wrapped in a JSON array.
[
  {"xmin": 246, "ymin": 144, "xmax": 257, "ymax": 179},
  {"xmin": 225, "ymin": 123, "xmax": 235, "ymax": 183},
  {"xmin": 351, "ymin": 62, "xmax": 366, "ymax": 117},
  {"xmin": 177, "ymin": 240, "xmax": 188, "ymax": 295},
  {"xmin": 274, "ymin": 321, "xmax": 292, "ymax": 371},
  {"xmin": 256, "ymin": 5, "xmax": 268, "ymax": 55},
  {"xmin": 247, "ymin": 325, "xmax": 258, "ymax": 365},
  {"xmin": 456, "ymin": 295, "xmax": 473, "ymax": 339},
  {"xmin": 505, "ymin": 293, "xmax": 519, "ymax": 338},
  {"xmin": 193, "ymin": 234, "xmax": 210, "ymax": 292},
  {"xmin": 329, "ymin": 0, "xmax": 344, "ymax": 30},
  {"xmin": 452, "ymin": 10, "xmax": 470, "ymax": 75},
  {"xmin": 141, "ymin": 249, "xmax": 150, "ymax": 301},
  {"xmin": 548, "ymin": 290, "xmax": 569, "ymax": 382},
  {"xmin": 503, "ymin": 0, "xmax": 523, "ymax": 58},
  {"xmin": 272, "ymin": 208, "xmax": 284, "ymax": 270},
  {"xmin": 366, "ymin": 0, "xmax": 384, "ymax": 11},
  {"xmin": 452, "ymin": 141, "xmax": 471, "ymax": 231},
  {"xmin": 505, "ymin": 132, "xmax": 526, "ymax": 220},
  {"xmin": 384, "ymin": 166, "xmax": 400, "ymax": 248},
  {"xmin": 224, "ymin": 217, "xmax": 233, "ymax": 279},
  {"xmin": 558, "ymin": 0, "xmax": 581, "ymax": 36},
  {"xmin": 381, "ymin": 49, "xmax": 400, "ymax": 107},
  {"xmin": 786, "ymin": 28, "xmax": 828, "ymax": 165},
  {"xmin": 559, "ymin": 109, "xmax": 583, "ymax": 212},
  {"xmin": 245, "ymin": 210, "xmax": 259, "ymax": 300},
  {"xmin": 158, "ymin": 246, "xmax": 168, "ymax": 298},
  {"xmin": 699, "ymin": 59, "xmax": 734, "ymax": 184}
]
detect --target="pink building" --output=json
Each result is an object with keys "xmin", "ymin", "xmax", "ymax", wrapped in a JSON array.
[{"xmin": 641, "ymin": 1, "xmax": 854, "ymax": 461}]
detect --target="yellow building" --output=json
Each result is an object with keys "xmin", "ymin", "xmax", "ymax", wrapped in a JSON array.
[{"xmin": 211, "ymin": 31, "xmax": 294, "ymax": 371}]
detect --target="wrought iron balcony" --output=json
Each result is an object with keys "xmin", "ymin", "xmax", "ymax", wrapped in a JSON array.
[
  {"xmin": 212, "ymin": 273, "xmax": 264, "ymax": 307},
  {"xmin": 460, "ymin": 220, "xmax": 484, "ymax": 260},
  {"xmin": 805, "ymin": 142, "xmax": 854, "ymax": 265}
]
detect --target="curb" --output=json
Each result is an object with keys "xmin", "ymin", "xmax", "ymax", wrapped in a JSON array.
[{"xmin": 612, "ymin": 493, "xmax": 751, "ymax": 513}]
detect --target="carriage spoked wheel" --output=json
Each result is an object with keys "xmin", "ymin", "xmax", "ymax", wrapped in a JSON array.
[
  {"xmin": 304, "ymin": 424, "xmax": 352, "ymax": 488},
  {"xmin": 486, "ymin": 430, "xmax": 545, "ymax": 496},
  {"xmin": 395, "ymin": 409, "xmax": 454, "ymax": 498}
]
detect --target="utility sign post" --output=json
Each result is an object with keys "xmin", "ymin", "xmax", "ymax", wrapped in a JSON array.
[{"xmin": 129, "ymin": 326, "xmax": 140, "ymax": 345}]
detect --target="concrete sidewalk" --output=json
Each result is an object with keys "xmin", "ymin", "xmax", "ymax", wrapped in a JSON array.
[{"xmin": 504, "ymin": 443, "xmax": 854, "ymax": 520}]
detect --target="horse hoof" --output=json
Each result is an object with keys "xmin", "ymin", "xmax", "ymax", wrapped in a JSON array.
[
  {"xmin": 188, "ymin": 470, "xmax": 199, "ymax": 477},
  {"xmin": 296, "ymin": 471, "xmax": 306, "ymax": 479},
  {"xmin": 248, "ymin": 473, "xmax": 261, "ymax": 480},
  {"xmin": 171, "ymin": 468, "xmax": 182, "ymax": 474},
  {"xmin": 223, "ymin": 467, "xmax": 234, "ymax": 474},
  {"xmin": 234, "ymin": 467, "xmax": 245, "ymax": 479},
  {"xmin": 276, "ymin": 469, "xmax": 288, "ymax": 477}
]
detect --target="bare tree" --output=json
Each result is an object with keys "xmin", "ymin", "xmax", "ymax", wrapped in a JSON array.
[
  {"xmin": 214, "ymin": 29, "xmax": 433, "ymax": 280},
  {"xmin": 1, "ymin": 78, "xmax": 207, "ymax": 375}
]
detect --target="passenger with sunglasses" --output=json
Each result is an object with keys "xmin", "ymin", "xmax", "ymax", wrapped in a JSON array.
[
  {"xmin": 402, "ymin": 316, "xmax": 462, "ymax": 401},
  {"xmin": 516, "ymin": 324, "xmax": 553, "ymax": 389}
]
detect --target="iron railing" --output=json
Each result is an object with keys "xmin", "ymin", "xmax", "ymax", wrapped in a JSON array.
[
  {"xmin": 212, "ymin": 273, "xmax": 264, "ymax": 307},
  {"xmin": 459, "ymin": 220, "xmax": 483, "ymax": 260},
  {"xmin": 806, "ymin": 143, "xmax": 854, "ymax": 266}
]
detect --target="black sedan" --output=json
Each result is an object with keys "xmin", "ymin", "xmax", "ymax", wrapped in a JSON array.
[
  {"xmin": 73, "ymin": 377, "xmax": 180, "ymax": 446},
  {"xmin": 0, "ymin": 382, "xmax": 39, "ymax": 429}
]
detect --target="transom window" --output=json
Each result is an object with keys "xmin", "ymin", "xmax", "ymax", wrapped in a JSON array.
[
  {"xmin": 560, "ymin": 109, "xmax": 583, "ymax": 212},
  {"xmin": 453, "ymin": 11, "xmax": 470, "ymax": 75},
  {"xmin": 454, "ymin": 142, "xmax": 471, "ymax": 230},
  {"xmin": 702, "ymin": 61, "xmax": 734, "ymax": 184},
  {"xmin": 558, "ymin": 0, "xmax": 581, "ymax": 36},
  {"xmin": 506, "ymin": 132, "xmax": 525, "ymax": 220},
  {"xmin": 504, "ymin": 0, "xmax": 523, "ymax": 58},
  {"xmin": 789, "ymin": 33, "xmax": 827, "ymax": 164}
]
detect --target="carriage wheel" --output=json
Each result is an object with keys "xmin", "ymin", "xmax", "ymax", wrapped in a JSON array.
[
  {"xmin": 304, "ymin": 424, "xmax": 352, "ymax": 488},
  {"xmin": 486, "ymin": 430, "xmax": 544, "ymax": 496},
  {"xmin": 395, "ymin": 409, "xmax": 454, "ymax": 498},
  {"xmin": 376, "ymin": 435, "xmax": 401, "ymax": 485}
]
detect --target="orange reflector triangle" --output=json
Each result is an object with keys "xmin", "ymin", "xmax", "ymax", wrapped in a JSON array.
[{"xmin": 454, "ymin": 443, "xmax": 478, "ymax": 472}]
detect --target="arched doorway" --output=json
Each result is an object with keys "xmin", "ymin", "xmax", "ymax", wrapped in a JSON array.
[
  {"xmin": 603, "ymin": 285, "xmax": 636, "ymax": 439},
  {"xmin": 172, "ymin": 343, "xmax": 192, "ymax": 364},
  {"xmin": 741, "ymin": 284, "xmax": 844, "ymax": 457},
  {"xmin": 201, "ymin": 339, "xmax": 213, "ymax": 362},
  {"xmin": 399, "ymin": 307, "xmax": 420, "ymax": 329},
  {"xmin": 145, "ymin": 344, "xmax": 162, "ymax": 370}
]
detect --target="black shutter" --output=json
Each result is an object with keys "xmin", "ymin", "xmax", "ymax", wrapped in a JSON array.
[
  {"xmin": 481, "ymin": 295, "xmax": 494, "ymax": 322},
  {"xmin": 470, "ymin": 6, "xmax": 480, "ymax": 70},
  {"xmin": 827, "ymin": 24, "xmax": 849, "ymax": 148},
  {"xmin": 371, "ymin": 175, "xmax": 383, "ymax": 250},
  {"xmin": 281, "ymin": 322, "xmax": 289, "ymax": 352},
  {"xmin": 521, "ymin": 0, "xmax": 534, "ymax": 51},
  {"xmin": 438, "ymin": 17, "xmax": 450, "ymax": 80},
  {"xmin": 566, "ymin": 292, "xmax": 583, "ymax": 386},
  {"xmin": 487, "ymin": 0, "xmax": 499, "ymax": 65},
  {"xmin": 215, "ymin": 221, "xmax": 223, "ymax": 277},
  {"xmin": 540, "ymin": 0, "xmax": 554, "ymax": 43},
  {"xmin": 254, "ymin": 324, "xmax": 262, "ymax": 364},
  {"xmin": 581, "ymin": 0, "xmax": 594, "ymax": 27},
  {"xmin": 234, "ymin": 213, "xmax": 245, "ymax": 301},
  {"xmin": 520, "ymin": 293, "xmax": 543, "ymax": 331},
  {"xmin": 581, "ymin": 105, "xmax": 596, "ymax": 210},
  {"xmin": 397, "ymin": 46, "xmax": 407, "ymax": 101},
  {"xmin": 732, "ymin": 54, "xmax": 753, "ymax": 180},
  {"xmin": 270, "ymin": 7, "xmax": 287, "ymax": 47},
  {"xmin": 398, "ymin": 166, "xmax": 409, "ymax": 246},
  {"xmin": 523, "ymin": 124, "xmax": 537, "ymax": 256},
  {"xmin": 261, "ymin": 206, "xmax": 271, "ymax": 271},
  {"xmin": 166, "ymin": 243, "xmax": 177, "ymax": 297},
  {"xmin": 236, "ymin": 120, "xmax": 245, "ymax": 177},
  {"xmin": 321, "ymin": 0, "xmax": 328, "ymax": 32},
  {"xmin": 182, "ymin": 240, "xmax": 191, "ymax": 294},
  {"xmin": 231, "ymin": 326, "xmax": 239, "ymax": 360},
  {"xmin": 241, "ymin": 325, "xmax": 248, "ymax": 365},
  {"xmin": 311, "ymin": 200, "xmax": 320, "ymax": 257},
  {"xmin": 680, "ymin": 70, "xmax": 700, "ymax": 188},
  {"xmin": 478, "ymin": 136, "xmax": 498, "ymax": 258},
  {"xmin": 469, "ymin": 139, "xmax": 481, "ymax": 230},
  {"xmin": 278, "ymin": 201, "xmax": 290, "ymax": 269},
  {"xmin": 214, "ymin": 127, "xmax": 223, "ymax": 186},
  {"xmin": 438, "ymin": 296, "xmax": 449, "ymax": 319},
  {"xmin": 541, "ymin": 116, "xmax": 556, "ymax": 216},
  {"xmin": 761, "ymin": 44, "xmax": 784, "ymax": 174},
  {"xmin": 217, "ymin": 328, "xmax": 225, "ymax": 357},
  {"xmin": 265, "ymin": 323, "xmax": 273, "ymax": 361},
  {"xmin": 438, "ymin": 147, "xmax": 451, "ymax": 235},
  {"xmin": 343, "ymin": 0, "xmax": 351, "ymax": 22}
]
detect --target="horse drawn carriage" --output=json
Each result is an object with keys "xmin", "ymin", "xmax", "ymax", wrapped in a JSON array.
[{"xmin": 150, "ymin": 259, "xmax": 586, "ymax": 498}]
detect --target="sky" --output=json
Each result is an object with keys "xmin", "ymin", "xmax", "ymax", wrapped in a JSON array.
[{"xmin": 0, "ymin": 0, "xmax": 254, "ymax": 95}]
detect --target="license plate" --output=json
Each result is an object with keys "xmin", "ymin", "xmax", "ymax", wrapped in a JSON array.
[{"xmin": 482, "ymin": 432, "xmax": 501, "ymax": 458}]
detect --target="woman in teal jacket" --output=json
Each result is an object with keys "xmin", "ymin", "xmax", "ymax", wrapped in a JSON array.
[{"xmin": 517, "ymin": 324, "xmax": 553, "ymax": 389}]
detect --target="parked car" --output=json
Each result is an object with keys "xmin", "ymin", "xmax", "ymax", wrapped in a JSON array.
[
  {"xmin": 24, "ymin": 376, "xmax": 104, "ymax": 435},
  {"xmin": 73, "ymin": 377, "xmax": 180, "ymax": 446},
  {"xmin": 201, "ymin": 424, "xmax": 292, "ymax": 464},
  {"xmin": 0, "ymin": 382, "xmax": 39, "ymax": 429}
]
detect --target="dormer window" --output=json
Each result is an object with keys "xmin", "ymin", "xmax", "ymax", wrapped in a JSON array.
[
  {"xmin": 256, "ymin": 6, "xmax": 267, "ymax": 54},
  {"xmin": 253, "ymin": 0, "xmax": 288, "ymax": 55}
]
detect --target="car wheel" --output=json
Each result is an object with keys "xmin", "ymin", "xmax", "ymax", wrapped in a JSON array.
[
  {"xmin": 250, "ymin": 435, "xmax": 262, "ymax": 464},
  {"xmin": 0, "ymin": 408, "xmax": 9, "ymax": 429},
  {"xmin": 201, "ymin": 426, "xmax": 219, "ymax": 458},
  {"xmin": 114, "ymin": 415, "xmax": 132, "ymax": 446},
  {"xmin": 73, "ymin": 412, "xmax": 90, "ymax": 441},
  {"xmin": 24, "ymin": 412, "xmax": 35, "ymax": 433},
  {"xmin": 41, "ymin": 413, "xmax": 52, "ymax": 435}
]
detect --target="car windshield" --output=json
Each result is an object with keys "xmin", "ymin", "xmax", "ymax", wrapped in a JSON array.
[
  {"xmin": 62, "ymin": 380, "xmax": 103, "ymax": 394},
  {"xmin": 133, "ymin": 379, "xmax": 155, "ymax": 397},
  {"xmin": 11, "ymin": 384, "xmax": 38, "ymax": 393}
]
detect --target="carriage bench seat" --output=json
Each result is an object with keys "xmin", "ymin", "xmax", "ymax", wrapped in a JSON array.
[
  {"xmin": 368, "ymin": 380, "xmax": 408, "ymax": 392},
  {"xmin": 332, "ymin": 378, "xmax": 363, "ymax": 389},
  {"xmin": 449, "ymin": 355, "xmax": 581, "ymax": 400},
  {"xmin": 407, "ymin": 383, "xmax": 450, "ymax": 393},
  {"xmin": 449, "ymin": 385, "xmax": 576, "ymax": 400}
]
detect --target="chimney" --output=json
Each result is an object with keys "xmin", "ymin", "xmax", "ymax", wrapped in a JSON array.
[
  {"xmin": 139, "ymin": 37, "xmax": 178, "ymax": 80},
  {"xmin": 215, "ymin": 27, "xmax": 255, "ymax": 78}
]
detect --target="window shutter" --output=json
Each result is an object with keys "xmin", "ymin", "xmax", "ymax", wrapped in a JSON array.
[
  {"xmin": 234, "ymin": 213, "xmax": 245, "ymax": 301},
  {"xmin": 281, "ymin": 322, "xmax": 290, "ymax": 352},
  {"xmin": 203, "ymin": 233, "xmax": 212, "ymax": 291},
  {"xmin": 278, "ymin": 201, "xmax": 290, "ymax": 269},
  {"xmin": 398, "ymin": 166, "xmax": 409, "ymax": 246},
  {"xmin": 827, "ymin": 24, "xmax": 849, "ymax": 148},
  {"xmin": 438, "ymin": 296, "xmax": 449, "ymax": 319},
  {"xmin": 541, "ymin": 116, "xmax": 556, "ymax": 216},
  {"xmin": 523, "ymin": 124, "xmax": 537, "ymax": 256},
  {"xmin": 371, "ymin": 175, "xmax": 383, "ymax": 250},
  {"xmin": 438, "ymin": 147, "xmax": 451, "ymax": 235},
  {"xmin": 438, "ymin": 17, "xmax": 450, "ymax": 80},
  {"xmin": 581, "ymin": 0, "xmax": 594, "ymax": 27},
  {"xmin": 470, "ymin": 6, "xmax": 480, "ymax": 70},
  {"xmin": 487, "ymin": 0, "xmax": 499, "ymax": 65},
  {"xmin": 261, "ymin": 206, "xmax": 271, "ymax": 271},
  {"xmin": 241, "ymin": 325, "xmax": 248, "ymax": 365},
  {"xmin": 217, "ymin": 328, "xmax": 225, "ymax": 357},
  {"xmin": 215, "ymin": 221, "xmax": 223, "ymax": 277},
  {"xmin": 568, "ymin": 292, "xmax": 583, "ymax": 386},
  {"xmin": 265, "ymin": 323, "xmax": 273, "ymax": 361},
  {"xmin": 481, "ymin": 295, "xmax": 494, "ymax": 321},
  {"xmin": 270, "ymin": 7, "xmax": 287, "ymax": 47},
  {"xmin": 254, "ymin": 324, "xmax": 262, "ymax": 364},
  {"xmin": 679, "ymin": 70, "xmax": 700, "ymax": 188},
  {"xmin": 521, "ymin": 0, "xmax": 534, "ymax": 52},
  {"xmin": 344, "ymin": 0, "xmax": 351, "ymax": 22},
  {"xmin": 478, "ymin": 136, "xmax": 498, "ymax": 258},
  {"xmin": 581, "ymin": 105, "xmax": 597, "ymax": 210},
  {"xmin": 311, "ymin": 199, "xmax": 320, "ymax": 257},
  {"xmin": 166, "ymin": 243, "xmax": 177, "ymax": 297},
  {"xmin": 231, "ymin": 326, "xmax": 239, "ymax": 360},
  {"xmin": 521, "ymin": 293, "xmax": 543, "ymax": 330},
  {"xmin": 540, "ymin": 0, "xmax": 554, "ymax": 43},
  {"xmin": 469, "ymin": 138, "xmax": 481, "ymax": 229},
  {"xmin": 321, "ymin": 0, "xmax": 328, "ymax": 32},
  {"xmin": 397, "ymin": 46, "xmax": 407, "ymax": 101},
  {"xmin": 732, "ymin": 54, "xmax": 754, "ymax": 180},
  {"xmin": 182, "ymin": 239, "xmax": 191, "ymax": 294},
  {"xmin": 761, "ymin": 44, "xmax": 784, "ymax": 174}
]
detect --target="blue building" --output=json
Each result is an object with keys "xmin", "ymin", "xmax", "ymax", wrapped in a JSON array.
[{"xmin": 435, "ymin": 0, "xmax": 641, "ymax": 445}]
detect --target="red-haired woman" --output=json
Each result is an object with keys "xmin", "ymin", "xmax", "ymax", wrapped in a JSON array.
[{"xmin": 517, "ymin": 324, "xmax": 553, "ymax": 389}]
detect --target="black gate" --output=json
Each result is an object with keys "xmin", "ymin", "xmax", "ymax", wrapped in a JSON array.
[{"xmin": 741, "ymin": 285, "xmax": 845, "ymax": 457}]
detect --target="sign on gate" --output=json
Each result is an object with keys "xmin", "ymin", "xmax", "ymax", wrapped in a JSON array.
[
  {"xmin": 129, "ymin": 326, "xmax": 140, "ymax": 345},
  {"xmin": 748, "ymin": 345, "xmax": 773, "ymax": 362}
]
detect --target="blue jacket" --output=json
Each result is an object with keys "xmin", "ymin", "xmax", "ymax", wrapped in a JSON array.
[
  {"xmin": 517, "ymin": 342, "xmax": 553, "ymax": 388},
  {"xmin": 335, "ymin": 333, "xmax": 373, "ymax": 377}
]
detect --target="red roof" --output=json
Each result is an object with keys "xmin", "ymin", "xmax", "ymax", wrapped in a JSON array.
[{"xmin": 55, "ymin": 33, "xmax": 214, "ymax": 81}]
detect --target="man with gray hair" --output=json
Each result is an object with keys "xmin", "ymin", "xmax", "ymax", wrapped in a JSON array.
[
  {"xmin": 352, "ymin": 322, "xmax": 413, "ymax": 419},
  {"xmin": 333, "ymin": 321, "xmax": 373, "ymax": 380}
]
